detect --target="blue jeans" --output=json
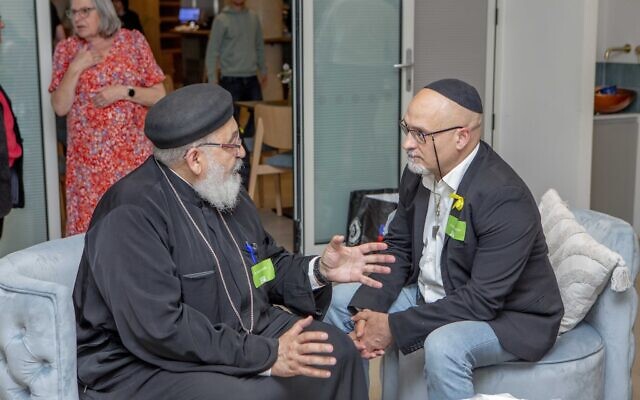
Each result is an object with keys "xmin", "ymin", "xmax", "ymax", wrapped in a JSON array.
[{"xmin": 324, "ymin": 283, "xmax": 517, "ymax": 400}]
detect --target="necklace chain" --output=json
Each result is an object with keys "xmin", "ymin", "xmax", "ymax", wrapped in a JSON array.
[
  {"xmin": 156, "ymin": 160, "xmax": 254, "ymax": 333},
  {"xmin": 432, "ymin": 180, "xmax": 441, "ymax": 239}
]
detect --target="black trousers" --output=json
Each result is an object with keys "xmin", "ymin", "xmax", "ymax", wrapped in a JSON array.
[
  {"xmin": 81, "ymin": 319, "xmax": 368, "ymax": 400},
  {"xmin": 219, "ymin": 76, "xmax": 263, "ymax": 189}
]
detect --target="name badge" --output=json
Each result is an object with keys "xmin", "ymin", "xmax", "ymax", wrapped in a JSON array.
[
  {"xmin": 251, "ymin": 258, "xmax": 275, "ymax": 288},
  {"xmin": 445, "ymin": 215, "xmax": 466, "ymax": 242}
]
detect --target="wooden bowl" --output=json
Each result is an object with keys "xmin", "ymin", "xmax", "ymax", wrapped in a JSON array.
[{"xmin": 594, "ymin": 88, "xmax": 636, "ymax": 114}]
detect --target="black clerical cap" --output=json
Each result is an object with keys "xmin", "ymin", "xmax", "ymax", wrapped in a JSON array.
[
  {"xmin": 424, "ymin": 79, "xmax": 483, "ymax": 114},
  {"xmin": 145, "ymin": 83, "xmax": 234, "ymax": 149}
]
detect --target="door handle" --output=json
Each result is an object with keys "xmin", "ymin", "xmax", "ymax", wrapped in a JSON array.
[
  {"xmin": 394, "ymin": 49, "xmax": 413, "ymax": 91},
  {"xmin": 393, "ymin": 62, "xmax": 414, "ymax": 69}
]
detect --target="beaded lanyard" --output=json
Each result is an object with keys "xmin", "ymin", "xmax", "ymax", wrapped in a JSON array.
[{"xmin": 431, "ymin": 180, "xmax": 442, "ymax": 239}]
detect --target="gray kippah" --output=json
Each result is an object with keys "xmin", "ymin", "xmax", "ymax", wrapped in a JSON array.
[
  {"xmin": 425, "ymin": 79, "xmax": 483, "ymax": 114},
  {"xmin": 145, "ymin": 83, "xmax": 234, "ymax": 149}
]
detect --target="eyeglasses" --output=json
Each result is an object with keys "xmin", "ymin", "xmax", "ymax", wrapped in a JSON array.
[
  {"xmin": 196, "ymin": 142, "xmax": 242, "ymax": 152},
  {"xmin": 399, "ymin": 119, "xmax": 462, "ymax": 144},
  {"xmin": 187, "ymin": 132, "xmax": 242, "ymax": 156},
  {"xmin": 65, "ymin": 7, "xmax": 96, "ymax": 19}
]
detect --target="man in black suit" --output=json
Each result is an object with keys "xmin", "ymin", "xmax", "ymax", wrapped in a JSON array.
[{"xmin": 325, "ymin": 79, "xmax": 563, "ymax": 400}]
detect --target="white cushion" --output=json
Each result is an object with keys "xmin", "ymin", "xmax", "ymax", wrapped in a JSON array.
[{"xmin": 539, "ymin": 189, "xmax": 629, "ymax": 333}]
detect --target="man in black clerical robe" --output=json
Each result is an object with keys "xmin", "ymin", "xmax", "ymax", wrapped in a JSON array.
[{"xmin": 73, "ymin": 83, "xmax": 393, "ymax": 399}]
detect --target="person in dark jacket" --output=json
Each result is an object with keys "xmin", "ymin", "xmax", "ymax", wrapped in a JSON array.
[
  {"xmin": 111, "ymin": 0, "xmax": 144, "ymax": 34},
  {"xmin": 73, "ymin": 83, "xmax": 394, "ymax": 399},
  {"xmin": 325, "ymin": 78, "xmax": 563, "ymax": 400}
]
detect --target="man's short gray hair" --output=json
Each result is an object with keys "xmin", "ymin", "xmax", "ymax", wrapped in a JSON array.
[
  {"xmin": 83, "ymin": 0, "xmax": 121, "ymax": 38},
  {"xmin": 153, "ymin": 136, "xmax": 210, "ymax": 167}
]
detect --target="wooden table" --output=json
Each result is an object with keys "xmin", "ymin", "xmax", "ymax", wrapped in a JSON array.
[
  {"xmin": 170, "ymin": 28, "xmax": 210, "ymax": 85},
  {"xmin": 234, "ymin": 99, "xmax": 290, "ymax": 110}
]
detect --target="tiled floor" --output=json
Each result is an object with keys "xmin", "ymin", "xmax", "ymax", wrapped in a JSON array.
[
  {"xmin": 260, "ymin": 209, "xmax": 640, "ymax": 399},
  {"xmin": 257, "ymin": 208, "xmax": 294, "ymax": 252}
]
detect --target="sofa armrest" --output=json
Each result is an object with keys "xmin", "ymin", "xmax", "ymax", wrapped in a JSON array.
[
  {"xmin": 573, "ymin": 208, "xmax": 639, "ymax": 400},
  {"xmin": 0, "ymin": 266, "xmax": 79, "ymax": 400}
]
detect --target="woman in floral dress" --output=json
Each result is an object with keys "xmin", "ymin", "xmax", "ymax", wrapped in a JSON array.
[{"xmin": 50, "ymin": 0, "xmax": 165, "ymax": 235}]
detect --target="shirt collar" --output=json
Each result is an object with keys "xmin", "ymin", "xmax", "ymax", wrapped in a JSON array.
[{"xmin": 421, "ymin": 143, "xmax": 480, "ymax": 193}]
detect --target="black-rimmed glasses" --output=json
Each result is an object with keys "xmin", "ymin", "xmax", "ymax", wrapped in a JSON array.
[
  {"xmin": 65, "ymin": 7, "xmax": 96, "ymax": 19},
  {"xmin": 399, "ymin": 119, "xmax": 462, "ymax": 144}
]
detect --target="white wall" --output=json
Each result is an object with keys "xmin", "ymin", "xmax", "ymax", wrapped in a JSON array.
[
  {"xmin": 596, "ymin": 0, "xmax": 640, "ymax": 63},
  {"xmin": 493, "ymin": 0, "xmax": 598, "ymax": 209}
]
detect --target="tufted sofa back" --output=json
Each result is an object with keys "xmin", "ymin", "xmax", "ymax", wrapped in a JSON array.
[{"xmin": 0, "ymin": 234, "xmax": 85, "ymax": 400}]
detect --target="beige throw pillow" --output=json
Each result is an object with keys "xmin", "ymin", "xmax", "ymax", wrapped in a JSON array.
[{"xmin": 539, "ymin": 189, "xmax": 631, "ymax": 333}]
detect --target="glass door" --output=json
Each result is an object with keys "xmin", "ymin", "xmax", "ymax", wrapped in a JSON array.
[
  {"xmin": 0, "ymin": 0, "xmax": 58, "ymax": 255},
  {"xmin": 296, "ymin": 0, "xmax": 405, "ymax": 254}
]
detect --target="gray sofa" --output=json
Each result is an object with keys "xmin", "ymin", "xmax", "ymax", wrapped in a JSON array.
[
  {"xmin": 0, "ymin": 234, "xmax": 84, "ymax": 400},
  {"xmin": 0, "ymin": 209, "xmax": 637, "ymax": 399},
  {"xmin": 381, "ymin": 209, "xmax": 639, "ymax": 400}
]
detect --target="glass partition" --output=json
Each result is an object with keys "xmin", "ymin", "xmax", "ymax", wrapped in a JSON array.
[
  {"xmin": 0, "ymin": 1, "xmax": 48, "ymax": 255},
  {"xmin": 310, "ymin": 0, "xmax": 401, "ymax": 244}
]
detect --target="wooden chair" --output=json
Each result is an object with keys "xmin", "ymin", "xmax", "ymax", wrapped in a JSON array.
[{"xmin": 248, "ymin": 104, "xmax": 293, "ymax": 216}]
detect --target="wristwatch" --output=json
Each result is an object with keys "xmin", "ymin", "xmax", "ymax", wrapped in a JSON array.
[
  {"xmin": 313, "ymin": 257, "xmax": 331, "ymax": 286},
  {"xmin": 127, "ymin": 87, "xmax": 135, "ymax": 98}
]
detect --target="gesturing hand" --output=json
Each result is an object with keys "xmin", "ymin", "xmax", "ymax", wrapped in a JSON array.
[
  {"xmin": 271, "ymin": 316, "xmax": 336, "ymax": 379},
  {"xmin": 319, "ymin": 235, "xmax": 394, "ymax": 288}
]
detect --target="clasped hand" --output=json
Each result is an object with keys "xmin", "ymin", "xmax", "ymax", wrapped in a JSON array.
[
  {"xmin": 92, "ymin": 85, "xmax": 127, "ymax": 108},
  {"xmin": 70, "ymin": 44, "xmax": 128, "ymax": 109},
  {"xmin": 349, "ymin": 310, "xmax": 392, "ymax": 360}
]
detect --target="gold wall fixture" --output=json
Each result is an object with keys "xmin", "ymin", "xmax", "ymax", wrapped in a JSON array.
[{"xmin": 604, "ymin": 43, "xmax": 632, "ymax": 61}]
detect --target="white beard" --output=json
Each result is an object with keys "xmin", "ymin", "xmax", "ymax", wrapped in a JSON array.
[
  {"xmin": 406, "ymin": 155, "xmax": 428, "ymax": 175},
  {"xmin": 192, "ymin": 157, "xmax": 243, "ymax": 211}
]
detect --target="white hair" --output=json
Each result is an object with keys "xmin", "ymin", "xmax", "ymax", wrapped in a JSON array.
[{"xmin": 152, "ymin": 136, "xmax": 210, "ymax": 167}]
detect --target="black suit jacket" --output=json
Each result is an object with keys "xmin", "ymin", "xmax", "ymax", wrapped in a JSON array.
[{"xmin": 350, "ymin": 141, "xmax": 563, "ymax": 361}]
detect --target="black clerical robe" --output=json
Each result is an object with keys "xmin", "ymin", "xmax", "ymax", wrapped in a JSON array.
[{"xmin": 73, "ymin": 157, "xmax": 366, "ymax": 400}]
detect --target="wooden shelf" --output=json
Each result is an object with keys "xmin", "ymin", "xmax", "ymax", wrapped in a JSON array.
[
  {"xmin": 162, "ymin": 48, "xmax": 182, "ymax": 54},
  {"xmin": 265, "ymin": 36, "xmax": 292, "ymax": 44},
  {"xmin": 161, "ymin": 32, "xmax": 180, "ymax": 39}
]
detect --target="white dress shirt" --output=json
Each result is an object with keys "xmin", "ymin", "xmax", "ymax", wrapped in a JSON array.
[{"xmin": 418, "ymin": 144, "xmax": 479, "ymax": 303}]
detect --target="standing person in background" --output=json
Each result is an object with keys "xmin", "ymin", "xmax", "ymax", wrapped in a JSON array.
[
  {"xmin": 51, "ymin": 2, "xmax": 67, "ymax": 48},
  {"xmin": 50, "ymin": 0, "xmax": 165, "ymax": 235},
  {"xmin": 111, "ymin": 0, "xmax": 144, "ymax": 35},
  {"xmin": 0, "ymin": 15, "xmax": 25, "ymax": 239},
  {"xmin": 205, "ymin": 0, "xmax": 267, "ymax": 187},
  {"xmin": 51, "ymin": 1, "xmax": 68, "ymax": 164}
]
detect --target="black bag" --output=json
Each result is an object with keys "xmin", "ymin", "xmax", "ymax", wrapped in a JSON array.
[{"xmin": 346, "ymin": 188, "xmax": 398, "ymax": 246}]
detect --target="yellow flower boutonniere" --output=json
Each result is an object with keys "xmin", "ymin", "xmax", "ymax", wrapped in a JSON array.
[{"xmin": 450, "ymin": 193, "xmax": 464, "ymax": 211}]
